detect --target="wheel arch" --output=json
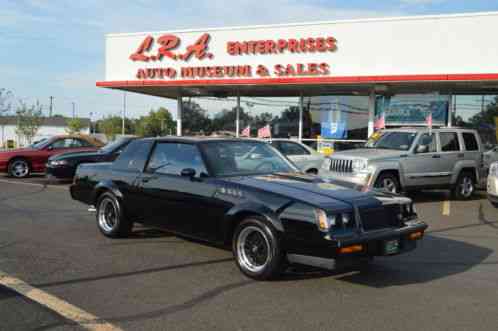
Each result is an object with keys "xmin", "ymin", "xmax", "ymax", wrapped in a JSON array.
[
  {"xmin": 451, "ymin": 162, "xmax": 479, "ymax": 185},
  {"xmin": 222, "ymin": 203, "xmax": 284, "ymax": 245},
  {"xmin": 92, "ymin": 180, "xmax": 124, "ymax": 206}
]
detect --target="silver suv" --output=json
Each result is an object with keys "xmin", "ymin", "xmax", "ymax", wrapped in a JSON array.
[{"xmin": 320, "ymin": 128, "xmax": 484, "ymax": 199}]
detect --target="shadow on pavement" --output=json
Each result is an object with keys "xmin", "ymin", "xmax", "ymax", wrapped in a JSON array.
[
  {"xmin": 407, "ymin": 190, "xmax": 486, "ymax": 203},
  {"xmin": 280, "ymin": 234, "xmax": 493, "ymax": 287}
]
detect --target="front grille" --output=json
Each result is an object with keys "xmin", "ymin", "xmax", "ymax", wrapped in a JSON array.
[
  {"xmin": 359, "ymin": 204, "xmax": 402, "ymax": 231},
  {"xmin": 329, "ymin": 159, "xmax": 353, "ymax": 173}
]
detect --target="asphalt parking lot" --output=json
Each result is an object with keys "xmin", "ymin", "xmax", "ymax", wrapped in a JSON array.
[{"xmin": 1, "ymin": 176, "xmax": 498, "ymax": 331}]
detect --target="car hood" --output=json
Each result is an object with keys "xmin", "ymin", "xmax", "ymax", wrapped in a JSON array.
[
  {"xmin": 221, "ymin": 172, "xmax": 385, "ymax": 210},
  {"xmin": 49, "ymin": 150, "xmax": 103, "ymax": 161},
  {"xmin": 331, "ymin": 148, "xmax": 408, "ymax": 161}
]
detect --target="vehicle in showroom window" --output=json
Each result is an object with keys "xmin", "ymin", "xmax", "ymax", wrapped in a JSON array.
[
  {"xmin": 268, "ymin": 139, "xmax": 325, "ymax": 174},
  {"xmin": 70, "ymin": 138, "xmax": 427, "ymax": 280},
  {"xmin": 46, "ymin": 137, "xmax": 135, "ymax": 181},
  {"xmin": 320, "ymin": 128, "xmax": 484, "ymax": 199},
  {"xmin": 0, "ymin": 135, "xmax": 104, "ymax": 178}
]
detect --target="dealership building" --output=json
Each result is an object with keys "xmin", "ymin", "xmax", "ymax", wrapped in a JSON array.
[{"xmin": 97, "ymin": 11, "xmax": 498, "ymax": 143}]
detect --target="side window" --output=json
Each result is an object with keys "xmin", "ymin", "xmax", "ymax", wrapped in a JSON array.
[
  {"xmin": 113, "ymin": 140, "xmax": 153, "ymax": 172},
  {"xmin": 462, "ymin": 132, "xmax": 479, "ymax": 151},
  {"xmin": 50, "ymin": 138, "xmax": 73, "ymax": 149},
  {"xmin": 439, "ymin": 132, "xmax": 460, "ymax": 152},
  {"xmin": 74, "ymin": 139, "xmax": 93, "ymax": 148},
  {"xmin": 146, "ymin": 143, "xmax": 208, "ymax": 177},
  {"xmin": 279, "ymin": 142, "xmax": 310, "ymax": 156},
  {"xmin": 415, "ymin": 133, "xmax": 437, "ymax": 153}
]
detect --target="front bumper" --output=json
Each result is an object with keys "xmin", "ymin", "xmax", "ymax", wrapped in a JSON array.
[
  {"xmin": 45, "ymin": 164, "xmax": 75, "ymax": 180},
  {"xmin": 286, "ymin": 221, "xmax": 428, "ymax": 259},
  {"xmin": 0, "ymin": 159, "xmax": 8, "ymax": 173},
  {"xmin": 319, "ymin": 170, "xmax": 373, "ymax": 191}
]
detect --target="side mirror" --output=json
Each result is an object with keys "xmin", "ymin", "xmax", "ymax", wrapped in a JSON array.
[
  {"xmin": 416, "ymin": 145, "xmax": 428, "ymax": 154},
  {"xmin": 180, "ymin": 168, "xmax": 196, "ymax": 178}
]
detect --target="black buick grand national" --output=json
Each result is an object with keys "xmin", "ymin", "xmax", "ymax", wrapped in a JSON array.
[{"xmin": 70, "ymin": 138, "xmax": 427, "ymax": 280}]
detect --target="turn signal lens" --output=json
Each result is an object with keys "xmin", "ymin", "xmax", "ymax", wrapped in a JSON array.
[
  {"xmin": 409, "ymin": 231, "xmax": 423, "ymax": 240},
  {"xmin": 339, "ymin": 245, "xmax": 363, "ymax": 254},
  {"xmin": 314, "ymin": 209, "xmax": 329, "ymax": 231}
]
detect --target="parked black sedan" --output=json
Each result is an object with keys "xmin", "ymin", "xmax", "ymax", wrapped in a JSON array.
[
  {"xmin": 70, "ymin": 137, "xmax": 427, "ymax": 280},
  {"xmin": 46, "ymin": 137, "xmax": 135, "ymax": 180}
]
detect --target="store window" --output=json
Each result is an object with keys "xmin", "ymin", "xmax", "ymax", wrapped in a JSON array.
[{"xmin": 307, "ymin": 95, "xmax": 369, "ymax": 140}]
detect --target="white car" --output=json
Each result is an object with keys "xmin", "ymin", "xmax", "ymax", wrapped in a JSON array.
[
  {"xmin": 488, "ymin": 161, "xmax": 498, "ymax": 207},
  {"xmin": 269, "ymin": 139, "xmax": 325, "ymax": 174}
]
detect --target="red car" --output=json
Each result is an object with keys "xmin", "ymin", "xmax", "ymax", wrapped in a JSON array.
[{"xmin": 0, "ymin": 135, "xmax": 104, "ymax": 178}]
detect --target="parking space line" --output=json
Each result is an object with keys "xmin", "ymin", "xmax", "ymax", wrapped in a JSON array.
[
  {"xmin": 442, "ymin": 200, "xmax": 451, "ymax": 216},
  {"xmin": 0, "ymin": 270, "xmax": 123, "ymax": 331},
  {"xmin": 0, "ymin": 178, "xmax": 67, "ymax": 190}
]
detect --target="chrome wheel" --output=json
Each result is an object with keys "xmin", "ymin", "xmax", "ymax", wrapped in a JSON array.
[
  {"xmin": 459, "ymin": 176, "xmax": 474, "ymax": 198},
  {"xmin": 10, "ymin": 160, "xmax": 29, "ymax": 178},
  {"xmin": 237, "ymin": 226, "xmax": 272, "ymax": 273},
  {"xmin": 98, "ymin": 198, "xmax": 118, "ymax": 233}
]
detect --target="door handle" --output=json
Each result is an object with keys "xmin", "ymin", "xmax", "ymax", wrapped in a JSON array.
[
  {"xmin": 432, "ymin": 155, "xmax": 441, "ymax": 158},
  {"xmin": 141, "ymin": 176, "xmax": 157, "ymax": 183},
  {"xmin": 458, "ymin": 153, "xmax": 465, "ymax": 158}
]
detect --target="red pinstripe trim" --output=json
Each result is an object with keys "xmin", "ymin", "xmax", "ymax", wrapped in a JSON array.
[{"xmin": 96, "ymin": 73, "xmax": 498, "ymax": 88}]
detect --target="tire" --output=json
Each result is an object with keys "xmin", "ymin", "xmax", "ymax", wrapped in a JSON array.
[
  {"xmin": 374, "ymin": 173, "xmax": 401, "ymax": 194},
  {"xmin": 8, "ymin": 158, "xmax": 31, "ymax": 178},
  {"xmin": 306, "ymin": 168, "xmax": 318, "ymax": 175},
  {"xmin": 452, "ymin": 171, "xmax": 475, "ymax": 200},
  {"xmin": 96, "ymin": 192, "xmax": 133, "ymax": 238},
  {"xmin": 233, "ymin": 218, "xmax": 285, "ymax": 280}
]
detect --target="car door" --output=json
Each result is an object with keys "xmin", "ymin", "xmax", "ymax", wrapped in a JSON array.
[
  {"xmin": 438, "ymin": 131, "xmax": 463, "ymax": 186},
  {"xmin": 401, "ymin": 132, "xmax": 448, "ymax": 187},
  {"xmin": 138, "ymin": 142, "xmax": 226, "ymax": 241}
]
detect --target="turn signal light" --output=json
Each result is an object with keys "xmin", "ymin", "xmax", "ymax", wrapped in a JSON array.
[
  {"xmin": 409, "ymin": 231, "xmax": 423, "ymax": 240},
  {"xmin": 338, "ymin": 245, "xmax": 363, "ymax": 254}
]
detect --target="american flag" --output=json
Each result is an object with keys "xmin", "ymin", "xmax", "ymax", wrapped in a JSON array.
[
  {"xmin": 257, "ymin": 125, "xmax": 271, "ymax": 138},
  {"xmin": 240, "ymin": 126, "xmax": 250, "ymax": 137},
  {"xmin": 374, "ymin": 112, "xmax": 385, "ymax": 130}
]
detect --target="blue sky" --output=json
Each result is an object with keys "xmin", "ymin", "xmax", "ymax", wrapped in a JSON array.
[{"xmin": 1, "ymin": 0, "xmax": 498, "ymax": 120}]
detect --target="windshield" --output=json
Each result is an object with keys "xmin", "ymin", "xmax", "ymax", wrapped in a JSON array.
[
  {"xmin": 200, "ymin": 141, "xmax": 298, "ymax": 177},
  {"xmin": 365, "ymin": 131, "xmax": 417, "ymax": 151},
  {"xmin": 100, "ymin": 138, "xmax": 130, "ymax": 154}
]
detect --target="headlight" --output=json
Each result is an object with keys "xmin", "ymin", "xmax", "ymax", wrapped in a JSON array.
[
  {"xmin": 352, "ymin": 159, "xmax": 368, "ymax": 173},
  {"xmin": 314, "ymin": 209, "xmax": 354, "ymax": 232},
  {"xmin": 490, "ymin": 162, "xmax": 498, "ymax": 177},
  {"xmin": 50, "ymin": 160, "xmax": 69, "ymax": 166}
]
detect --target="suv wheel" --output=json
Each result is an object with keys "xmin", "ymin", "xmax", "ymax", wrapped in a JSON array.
[
  {"xmin": 374, "ymin": 173, "xmax": 401, "ymax": 194},
  {"xmin": 453, "ymin": 171, "xmax": 475, "ymax": 200},
  {"xmin": 233, "ymin": 218, "xmax": 285, "ymax": 280},
  {"xmin": 96, "ymin": 192, "xmax": 133, "ymax": 238}
]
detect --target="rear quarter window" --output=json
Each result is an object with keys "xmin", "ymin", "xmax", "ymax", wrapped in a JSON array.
[
  {"xmin": 113, "ymin": 140, "xmax": 153, "ymax": 172},
  {"xmin": 462, "ymin": 132, "xmax": 479, "ymax": 151},
  {"xmin": 439, "ymin": 132, "xmax": 460, "ymax": 152}
]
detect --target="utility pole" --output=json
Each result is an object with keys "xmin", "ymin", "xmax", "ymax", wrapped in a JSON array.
[
  {"xmin": 122, "ymin": 92, "xmax": 127, "ymax": 135},
  {"xmin": 72, "ymin": 102, "xmax": 75, "ymax": 118},
  {"xmin": 49, "ymin": 96, "xmax": 54, "ymax": 117}
]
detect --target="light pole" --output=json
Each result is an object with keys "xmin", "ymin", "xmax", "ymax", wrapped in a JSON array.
[
  {"xmin": 122, "ymin": 92, "xmax": 127, "ymax": 135},
  {"xmin": 72, "ymin": 102, "xmax": 76, "ymax": 118}
]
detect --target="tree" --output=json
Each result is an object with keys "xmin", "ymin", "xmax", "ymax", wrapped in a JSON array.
[
  {"xmin": 468, "ymin": 96, "xmax": 498, "ymax": 128},
  {"xmin": 66, "ymin": 118, "xmax": 85, "ymax": 134},
  {"xmin": 135, "ymin": 107, "xmax": 174, "ymax": 137},
  {"xmin": 96, "ymin": 116, "xmax": 134, "ymax": 140},
  {"xmin": 211, "ymin": 106, "xmax": 253, "ymax": 133},
  {"xmin": 0, "ymin": 89, "xmax": 13, "ymax": 116},
  {"xmin": 15, "ymin": 101, "xmax": 43, "ymax": 145},
  {"xmin": 182, "ymin": 101, "xmax": 212, "ymax": 135}
]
